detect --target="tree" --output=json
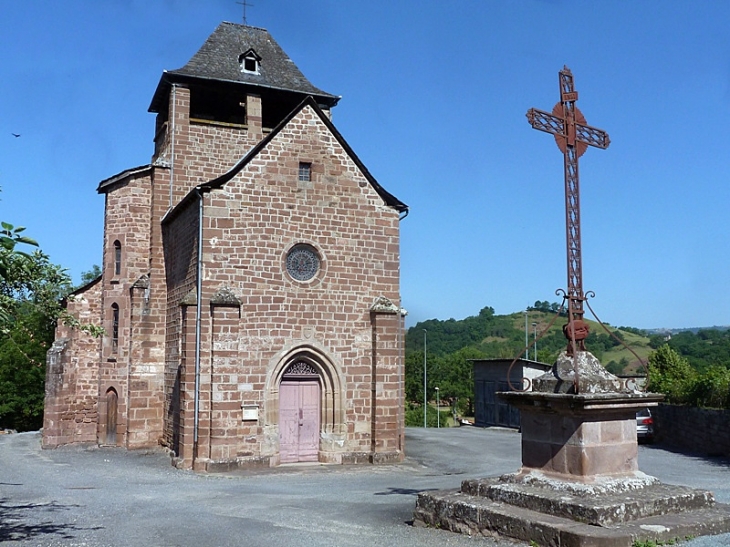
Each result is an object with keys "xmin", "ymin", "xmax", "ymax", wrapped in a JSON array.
[
  {"xmin": 430, "ymin": 346, "xmax": 484, "ymax": 416},
  {"xmin": 0, "ymin": 245, "xmax": 75, "ymax": 430},
  {"xmin": 405, "ymin": 351, "xmax": 425, "ymax": 404},
  {"xmin": 0, "ymin": 223, "xmax": 102, "ymax": 430},
  {"xmin": 0, "ymin": 222, "xmax": 38, "ymax": 327},
  {"xmin": 78, "ymin": 264, "xmax": 102, "ymax": 288},
  {"xmin": 0, "ymin": 304, "xmax": 52, "ymax": 430},
  {"xmin": 646, "ymin": 345, "xmax": 696, "ymax": 404},
  {"xmin": 689, "ymin": 364, "xmax": 730, "ymax": 409}
]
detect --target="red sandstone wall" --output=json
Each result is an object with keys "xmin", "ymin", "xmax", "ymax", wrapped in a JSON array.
[
  {"xmin": 44, "ymin": 167, "xmax": 168, "ymax": 450},
  {"xmin": 168, "ymin": 104, "xmax": 404, "ymax": 465},
  {"xmin": 161, "ymin": 200, "xmax": 200, "ymax": 461},
  {"xmin": 45, "ymin": 84, "xmax": 404, "ymax": 467},
  {"xmin": 43, "ymin": 280, "xmax": 103, "ymax": 447},
  {"xmin": 98, "ymin": 172, "xmax": 152, "ymax": 446},
  {"xmin": 153, "ymin": 87, "xmax": 262, "ymax": 208}
]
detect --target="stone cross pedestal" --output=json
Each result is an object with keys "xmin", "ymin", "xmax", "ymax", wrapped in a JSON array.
[
  {"xmin": 501, "ymin": 351, "xmax": 663, "ymax": 483},
  {"xmin": 414, "ymin": 351, "xmax": 730, "ymax": 546}
]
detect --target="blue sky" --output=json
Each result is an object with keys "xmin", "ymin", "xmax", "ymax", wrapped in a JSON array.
[{"xmin": 2, "ymin": 1, "xmax": 729, "ymax": 330}]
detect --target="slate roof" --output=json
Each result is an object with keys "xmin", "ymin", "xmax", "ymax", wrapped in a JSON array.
[
  {"xmin": 149, "ymin": 23, "xmax": 339, "ymax": 113},
  {"xmin": 96, "ymin": 164, "xmax": 152, "ymax": 194}
]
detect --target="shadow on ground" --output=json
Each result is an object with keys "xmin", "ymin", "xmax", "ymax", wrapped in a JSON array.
[
  {"xmin": 644, "ymin": 441, "xmax": 730, "ymax": 468},
  {"xmin": 0, "ymin": 498, "xmax": 102, "ymax": 542}
]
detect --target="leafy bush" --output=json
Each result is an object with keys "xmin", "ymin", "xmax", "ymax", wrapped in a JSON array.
[
  {"xmin": 647, "ymin": 345, "xmax": 730, "ymax": 409},
  {"xmin": 405, "ymin": 403, "xmax": 450, "ymax": 427},
  {"xmin": 688, "ymin": 365, "xmax": 730, "ymax": 409},
  {"xmin": 647, "ymin": 345, "xmax": 696, "ymax": 404}
]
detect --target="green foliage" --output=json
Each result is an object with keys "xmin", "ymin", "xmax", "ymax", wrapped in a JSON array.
[
  {"xmin": 688, "ymin": 364, "xmax": 730, "ymax": 409},
  {"xmin": 529, "ymin": 300, "xmax": 564, "ymax": 315},
  {"xmin": 0, "ymin": 222, "xmax": 38, "ymax": 326},
  {"xmin": 619, "ymin": 326, "xmax": 647, "ymax": 337},
  {"xmin": 0, "ymin": 223, "xmax": 103, "ymax": 430},
  {"xmin": 0, "ymin": 304, "xmax": 52, "ymax": 430},
  {"xmin": 648, "ymin": 334, "xmax": 666, "ymax": 349},
  {"xmin": 647, "ymin": 327, "xmax": 730, "ymax": 408},
  {"xmin": 0, "ymin": 248, "xmax": 74, "ymax": 430},
  {"xmin": 404, "ymin": 402, "xmax": 449, "ymax": 428},
  {"xmin": 405, "ymin": 351, "xmax": 426, "ymax": 404},
  {"xmin": 78, "ymin": 264, "xmax": 102, "ymax": 288},
  {"xmin": 0, "ymin": 221, "xmax": 38, "ymax": 253},
  {"xmin": 632, "ymin": 538, "xmax": 683, "ymax": 547},
  {"xmin": 647, "ymin": 345, "xmax": 696, "ymax": 404},
  {"xmin": 665, "ymin": 329, "xmax": 730, "ymax": 371},
  {"xmin": 605, "ymin": 359, "xmax": 625, "ymax": 375},
  {"xmin": 405, "ymin": 302, "xmax": 730, "ymax": 414}
]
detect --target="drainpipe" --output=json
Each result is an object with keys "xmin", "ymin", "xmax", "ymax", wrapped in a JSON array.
[
  {"xmin": 193, "ymin": 186, "xmax": 204, "ymax": 460},
  {"xmin": 169, "ymin": 84, "xmax": 178, "ymax": 210},
  {"xmin": 397, "ymin": 208, "xmax": 408, "ymax": 450}
]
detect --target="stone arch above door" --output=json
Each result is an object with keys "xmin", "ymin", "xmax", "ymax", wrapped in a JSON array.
[{"xmin": 264, "ymin": 344, "xmax": 346, "ymax": 462}]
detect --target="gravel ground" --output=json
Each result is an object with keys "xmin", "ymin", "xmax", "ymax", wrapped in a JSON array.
[{"xmin": 1, "ymin": 427, "xmax": 729, "ymax": 546}]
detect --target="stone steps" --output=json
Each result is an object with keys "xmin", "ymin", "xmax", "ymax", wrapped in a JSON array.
[
  {"xmin": 461, "ymin": 477, "xmax": 716, "ymax": 526},
  {"xmin": 414, "ymin": 487, "xmax": 730, "ymax": 547}
]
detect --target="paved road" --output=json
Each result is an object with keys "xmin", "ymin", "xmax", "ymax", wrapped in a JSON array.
[{"xmin": 1, "ymin": 427, "xmax": 729, "ymax": 546}]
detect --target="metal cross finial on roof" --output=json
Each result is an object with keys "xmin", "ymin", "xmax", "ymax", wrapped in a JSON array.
[
  {"xmin": 236, "ymin": 0, "xmax": 254, "ymax": 25},
  {"xmin": 526, "ymin": 66, "xmax": 610, "ymax": 357}
]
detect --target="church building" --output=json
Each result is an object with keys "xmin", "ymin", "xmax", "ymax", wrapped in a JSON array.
[{"xmin": 43, "ymin": 22, "xmax": 408, "ymax": 471}]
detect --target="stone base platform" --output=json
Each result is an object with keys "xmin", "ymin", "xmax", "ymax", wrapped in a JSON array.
[{"xmin": 414, "ymin": 474, "xmax": 730, "ymax": 546}]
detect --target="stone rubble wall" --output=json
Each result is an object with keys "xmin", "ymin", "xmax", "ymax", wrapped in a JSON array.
[{"xmin": 654, "ymin": 404, "xmax": 730, "ymax": 457}]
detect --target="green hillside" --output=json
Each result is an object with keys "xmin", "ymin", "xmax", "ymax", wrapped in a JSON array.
[
  {"xmin": 404, "ymin": 304, "xmax": 730, "ymax": 415},
  {"xmin": 406, "ymin": 305, "xmax": 652, "ymax": 374}
]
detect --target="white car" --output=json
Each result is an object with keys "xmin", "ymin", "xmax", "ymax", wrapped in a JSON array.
[{"xmin": 636, "ymin": 408, "xmax": 654, "ymax": 443}]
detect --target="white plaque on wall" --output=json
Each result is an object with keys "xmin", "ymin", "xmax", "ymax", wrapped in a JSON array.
[{"xmin": 241, "ymin": 404, "xmax": 259, "ymax": 421}]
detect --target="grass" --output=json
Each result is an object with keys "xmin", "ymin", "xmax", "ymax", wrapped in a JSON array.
[{"xmin": 632, "ymin": 537, "xmax": 694, "ymax": 547}]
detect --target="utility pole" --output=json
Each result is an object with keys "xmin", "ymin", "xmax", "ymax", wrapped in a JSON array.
[
  {"xmin": 524, "ymin": 310, "xmax": 529, "ymax": 360},
  {"xmin": 435, "ymin": 387, "xmax": 440, "ymax": 428},
  {"xmin": 423, "ymin": 329, "xmax": 428, "ymax": 428}
]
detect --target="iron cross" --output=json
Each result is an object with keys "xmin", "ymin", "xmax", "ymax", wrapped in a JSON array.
[
  {"xmin": 237, "ymin": 0, "xmax": 254, "ymax": 25},
  {"xmin": 526, "ymin": 66, "xmax": 610, "ymax": 354}
]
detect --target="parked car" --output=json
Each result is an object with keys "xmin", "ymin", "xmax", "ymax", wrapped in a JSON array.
[{"xmin": 636, "ymin": 408, "xmax": 654, "ymax": 443}]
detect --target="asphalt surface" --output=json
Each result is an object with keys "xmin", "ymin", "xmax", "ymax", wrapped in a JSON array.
[{"xmin": 1, "ymin": 427, "xmax": 729, "ymax": 546}]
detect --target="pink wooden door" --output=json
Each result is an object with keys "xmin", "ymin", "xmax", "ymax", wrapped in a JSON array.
[
  {"xmin": 279, "ymin": 383, "xmax": 300, "ymax": 463},
  {"xmin": 279, "ymin": 380, "xmax": 320, "ymax": 463}
]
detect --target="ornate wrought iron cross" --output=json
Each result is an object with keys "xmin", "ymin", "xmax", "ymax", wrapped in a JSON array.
[{"xmin": 526, "ymin": 66, "xmax": 610, "ymax": 354}]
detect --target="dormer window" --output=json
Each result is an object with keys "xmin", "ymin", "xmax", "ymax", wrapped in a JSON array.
[{"xmin": 239, "ymin": 48, "xmax": 261, "ymax": 74}]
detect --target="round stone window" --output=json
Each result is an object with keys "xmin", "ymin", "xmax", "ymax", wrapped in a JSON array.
[{"xmin": 285, "ymin": 244, "xmax": 320, "ymax": 282}]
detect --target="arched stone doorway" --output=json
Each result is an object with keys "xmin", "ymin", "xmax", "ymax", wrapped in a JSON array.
[
  {"xmin": 279, "ymin": 361, "xmax": 320, "ymax": 463},
  {"xmin": 266, "ymin": 345, "xmax": 347, "ymax": 465}
]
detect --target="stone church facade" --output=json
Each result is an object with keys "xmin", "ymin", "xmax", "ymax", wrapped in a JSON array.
[{"xmin": 43, "ymin": 22, "xmax": 408, "ymax": 471}]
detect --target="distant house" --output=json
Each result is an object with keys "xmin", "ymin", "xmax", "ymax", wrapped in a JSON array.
[{"xmin": 473, "ymin": 358, "xmax": 551, "ymax": 429}]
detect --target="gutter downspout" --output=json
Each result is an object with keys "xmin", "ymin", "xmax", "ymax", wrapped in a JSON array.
[
  {"xmin": 398, "ymin": 207, "xmax": 408, "ymax": 451},
  {"xmin": 169, "ymin": 84, "xmax": 178, "ymax": 210},
  {"xmin": 193, "ymin": 186, "xmax": 204, "ymax": 463}
]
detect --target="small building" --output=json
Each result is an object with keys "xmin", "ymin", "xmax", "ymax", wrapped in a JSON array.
[{"xmin": 473, "ymin": 358, "xmax": 551, "ymax": 429}]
